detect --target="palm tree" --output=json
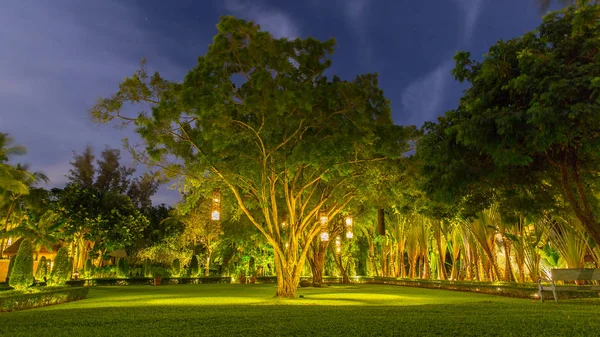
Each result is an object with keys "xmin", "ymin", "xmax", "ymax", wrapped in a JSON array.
[
  {"xmin": 2, "ymin": 211, "xmax": 67, "ymax": 259},
  {"xmin": 0, "ymin": 164, "xmax": 49, "ymax": 258},
  {"xmin": 0, "ymin": 133, "xmax": 28, "ymax": 199}
]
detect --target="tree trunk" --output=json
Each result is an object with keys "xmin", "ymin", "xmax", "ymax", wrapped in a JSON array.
[
  {"xmin": 558, "ymin": 156, "xmax": 600, "ymax": 246},
  {"xmin": 205, "ymin": 255, "xmax": 211, "ymax": 277},
  {"xmin": 307, "ymin": 239, "xmax": 328, "ymax": 286},
  {"xmin": 333, "ymin": 253, "xmax": 350, "ymax": 284},
  {"xmin": 410, "ymin": 256, "xmax": 418, "ymax": 278},
  {"xmin": 422, "ymin": 252, "xmax": 431, "ymax": 279},
  {"xmin": 503, "ymin": 241, "xmax": 515, "ymax": 282},
  {"xmin": 274, "ymin": 252, "xmax": 304, "ymax": 298}
]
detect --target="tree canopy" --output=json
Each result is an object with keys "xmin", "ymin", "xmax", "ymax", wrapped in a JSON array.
[
  {"xmin": 91, "ymin": 16, "xmax": 417, "ymax": 297},
  {"xmin": 418, "ymin": 4, "xmax": 600, "ymax": 243}
]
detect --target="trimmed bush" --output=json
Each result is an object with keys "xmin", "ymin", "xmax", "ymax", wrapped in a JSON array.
[
  {"xmin": 0, "ymin": 287, "xmax": 89, "ymax": 312},
  {"xmin": 5, "ymin": 255, "xmax": 16, "ymax": 283},
  {"xmin": 189, "ymin": 255, "xmax": 199, "ymax": 277},
  {"xmin": 49, "ymin": 247, "xmax": 71, "ymax": 286},
  {"xmin": 172, "ymin": 259, "xmax": 181, "ymax": 277},
  {"xmin": 116, "ymin": 258, "xmax": 128, "ymax": 278},
  {"xmin": 143, "ymin": 258, "xmax": 152, "ymax": 277},
  {"xmin": 9, "ymin": 239, "xmax": 34, "ymax": 290},
  {"xmin": 83, "ymin": 258, "xmax": 94, "ymax": 278},
  {"xmin": 35, "ymin": 256, "xmax": 48, "ymax": 280},
  {"xmin": 68, "ymin": 257, "xmax": 74, "ymax": 279},
  {"xmin": 299, "ymin": 279, "xmax": 311, "ymax": 287}
]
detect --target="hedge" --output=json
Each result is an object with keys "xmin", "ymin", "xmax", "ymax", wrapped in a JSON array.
[
  {"xmin": 49, "ymin": 247, "xmax": 71, "ymax": 286},
  {"xmin": 189, "ymin": 255, "xmax": 199, "ymax": 277},
  {"xmin": 84, "ymin": 276, "xmax": 231, "ymax": 286},
  {"xmin": 116, "ymin": 258, "xmax": 128, "ymax": 278},
  {"xmin": 9, "ymin": 239, "xmax": 34, "ymax": 290},
  {"xmin": 171, "ymin": 259, "xmax": 181, "ymax": 277},
  {"xmin": 0, "ymin": 287, "xmax": 89, "ymax": 312},
  {"xmin": 5, "ymin": 255, "xmax": 16, "ymax": 283},
  {"xmin": 35, "ymin": 256, "xmax": 48, "ymax": 280}
]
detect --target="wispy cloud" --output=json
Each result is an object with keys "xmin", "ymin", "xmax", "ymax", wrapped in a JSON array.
[
  {"xmin": 401, "ymin": 61, "xmax": 454, "ymax": 126},
  {"xmin": 453, "ymin": 0, "xmax": 484, "ymax": 42},
  {"xmin": 224, "ymin": 0, "xmax": 300, "ymax": 39},
  {"xmin": 0, "ymin": 0, "xmax": 182, "ymax": 204},
  {"xmin": 340, "ymin": 0, "xmax": 372, "ymax": 66}
]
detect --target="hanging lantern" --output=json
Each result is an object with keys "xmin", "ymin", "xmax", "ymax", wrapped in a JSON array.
[
  {"xmin": 345, "ymin": 216, "xmax": 354, "ymax": 239},
  {"xmin": 335, "ymin": 236, "xmax": 342, "ymax": 254},
  {"xmin": 211, "ymin": 189, "xmax": 221, "ymax": 221},
  {"xmin": 281, "ymin": 214, "xmax": 288, "ymax": 229},
  {"xmin": 319, "ymin": 210, "xmax": 328, "ymax": 226},
  {"xmin": 320, "ymin": 231, "xmax": 329, "ymax": 242}
]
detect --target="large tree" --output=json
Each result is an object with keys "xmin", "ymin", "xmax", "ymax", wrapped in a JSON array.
[
  {"xmin": 91, "ymin": 17, "xmax": 412, "ymax": 297},
  {"xmin": 419, "ymin": 5, "xmax": 600, "ymax": 244}
]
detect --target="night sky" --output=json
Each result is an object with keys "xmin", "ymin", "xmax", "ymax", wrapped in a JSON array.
[{"xmin": 1, "ymin": 0, "xmax": 558, "ymax": 205}]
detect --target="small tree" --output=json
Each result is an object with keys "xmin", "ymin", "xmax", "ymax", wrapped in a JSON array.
[
  {"xmin": 143, "ymin": 258, "xmax": 152, "ymax": 277},
  {"xmin": 172, "ymin": 259, "xmax": 181, "ymax": 277},
  {"xmin": 189, "ymin": 255, "xmax": 199, "ymax": 277},
  {"xmin": 49, "ymin": 247, "xmax": 71, "ymax": 286},
  {"xmin": 35, "ymin": 256, "xmax": 48, "ymax": 280},
  {"xmin": 5, "ymin": 255, "xmax": 16, "ymax": 283},
  {"xmin": 83, "ymin": 258, "xmax": 94, "ymax": 278},
  {"xmin": 116, "ymin": 258, "xmax": 128, "ymax": 278},
  {"xmin": 9, "ymin": 239, "xmax": 34, "ymax": 290}
]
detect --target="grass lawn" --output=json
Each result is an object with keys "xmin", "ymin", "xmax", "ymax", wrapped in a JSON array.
[{"xmin": 1, "ymin": 284, "xmax": 598, "ymax": 336}]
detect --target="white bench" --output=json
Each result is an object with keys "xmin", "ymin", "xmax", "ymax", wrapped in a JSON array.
[{"xmin": 538, "ymin": 268, "xmax": 600, "ymax": 303}]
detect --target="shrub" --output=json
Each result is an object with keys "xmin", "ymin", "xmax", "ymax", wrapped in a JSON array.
[
  {"xmin": 83, "ymin": 259, "xmax": 94, "ymax": 278},
  {"xmin": 35, "ymin": 256, "xmax": 48, "ymax": 280},
  {"xmin": 189, "ymin": 255, "xmax": 199, "ymax": 277},
  {"xmin": 0, "ymin": 287, "xmax": 89, "ymax": 312},
  {"xmin": 5, "ymin": 255, "xmax": 16, "ymax": 283},
  {"xmin": 143, "ymin": 258, "xmax": 152, "ymax": 277},
  {"xmin": 68, "ymin": 257, "xmax": 74, "ymax": 279},
  {"xmin": 299, "ymin": 279, "xmax": 312, "ymax": 287},
  {"xmin": 9, "ymin": 239, "xmax": 34, "ymax": 290},
  {"xmin": 172, "ymin": 259, "xmax": 181, "ymax": 277},
  {"xmin": 49, "ymin": 247, "xmax": 71, "ymax": 286},
  {"xmin": 116, "ymin": 258, "xmax": 128, "ymax": 278}
]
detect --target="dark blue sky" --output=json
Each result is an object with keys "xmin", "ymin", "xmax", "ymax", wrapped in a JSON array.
[{"xmin": 0, "ymin": 0, "xmax": 556, "ymax": 205}]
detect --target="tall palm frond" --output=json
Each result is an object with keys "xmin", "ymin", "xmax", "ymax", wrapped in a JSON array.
[{"xmin": 545, "ymin": 215, "xmax": 587, "ymax": 269}]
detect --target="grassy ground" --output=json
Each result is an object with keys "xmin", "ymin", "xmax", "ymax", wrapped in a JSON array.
[{"xmin": 0, "ymin": 284, "xmax": 598, "ymax": 336}]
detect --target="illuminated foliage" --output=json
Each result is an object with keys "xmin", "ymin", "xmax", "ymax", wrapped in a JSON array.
[{"xmin": 90, "ymin": 16, "xmax": 414, "ymax": 297}]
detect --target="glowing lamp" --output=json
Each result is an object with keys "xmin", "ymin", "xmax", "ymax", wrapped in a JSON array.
[
  {"xmin": 320, "ymin": 231, "xmax": 329, "ymax": 242},
  {"xmin": 281, "ymin": 214, "xmax": 288, "ymax": 229},
  {"xmin": 335, "ymin": 236, "xmax": 342, "ymax": 254},
  {"xmin": 211, "ymin": 189, "xmax": 222, "ymax": 221},
  {"xmin": 7, "ymin": 237, "xmax": 12, "ymax": 246},
  {"xmin": 345, "ymin": 217, "xmax": 353, "ymax": 227},
  {"xmin": 346, "ymin": 231, "xmax": 354, "ymax": 239},
  {"xmin": 319, "ymin": 210, "xmax": 328, "ymax": 226}
]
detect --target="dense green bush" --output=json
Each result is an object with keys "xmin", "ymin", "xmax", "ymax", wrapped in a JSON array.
[
  {"xmin": 5, "ymin": 255, "xmax": 16, "ymax": 283},
  {"xmin": 35, "ymin": 256, "xmax": 48, "ymax": 280},
  {"xmin": 49, "ymin": 247, "xmax": 71, "ymax": 286},
  {"xmin": 143, "ymin": 258, "xmax": 152, "ymax": 277},
  {"xmin": 116, "ymin": 258, "xmax": 128, "ymax": 278},
  {"xmin": 83, "ymin": 259, "xmax": 94, "ymax": 278},
  {"xmin": 172, "ymin": 259, "xmax": 181, "ymax": 277},
  {"xmin": 189, "ymin": 255, "xmax": 199, "ymax": 276},
  {"xmin": 9, "ymin": 239, "xmax": 34, "ymax": 290},
  {"xmin": 0, "ymin": 287, "xmax": 89, "ymax": 312}
]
